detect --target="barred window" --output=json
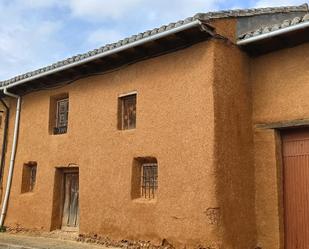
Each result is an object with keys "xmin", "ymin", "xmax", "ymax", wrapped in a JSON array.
[
  {"xmin": 21, "ymin": 162, "xmax": 37, "ymax": 193},
  {"xmin": 118, "ymin": 94, "xmax": 136, "ymax": 130},
  {"xmin": 54, "ymin": 98, "xmax": 69, "ymax": 134},
  {"xmin": 141, "ymin": 163, "xmax": 158, "ymax": 199}
]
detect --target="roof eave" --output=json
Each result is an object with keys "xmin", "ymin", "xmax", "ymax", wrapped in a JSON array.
[
  {"xmin": 237, "ymin": 20, "xmax": 309, "ymax": 45},
  {"xmin": 0, "ymin": 20, "xmax": 203, "ymax": 91}
]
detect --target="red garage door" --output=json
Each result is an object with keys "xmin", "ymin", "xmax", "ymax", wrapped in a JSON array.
[{"xmin": 282, "ymin": 128, "xmax": 309, "ymax": 249}]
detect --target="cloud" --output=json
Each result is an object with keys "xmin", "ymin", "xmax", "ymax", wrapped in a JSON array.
[
  {"xmin": 65, "ymin": 0, "xmax": 226, "ymax": 23},
  {"xmin": 87, "ymin": 29, "xmax": 124, "ymax": 47},
  {"xmin": 0, "ymin": 1, "xmax": 66, "ymax": 79},
  {"xmin": 67, "ymin": 0, "xmax": 143, "ymax": 21},
  {"xmin": 255, "ymin": 0, "xmax": 305, "ymax": 7},
  {"xmin": 18, "ymin": 0, "xmax": 64, "ymax": 8}
]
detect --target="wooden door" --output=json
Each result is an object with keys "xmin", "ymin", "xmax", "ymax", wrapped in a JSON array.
[
  {"xmin": 62, "ymin": 172, "xmax": 79, "ymax": 230},
  {"xmin": 282, "ymin": 128, "xmax": 309, "ymax": 248}
]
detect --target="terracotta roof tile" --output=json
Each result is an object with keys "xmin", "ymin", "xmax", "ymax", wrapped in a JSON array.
[{"xmin": 238, "ymin": 12, "xmax": 309, "ymax": 40}]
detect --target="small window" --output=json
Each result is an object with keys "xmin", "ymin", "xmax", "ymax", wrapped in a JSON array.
[
  {"xmin": 141, "ymin": 163, "xmax": 158, "ymax": 199},
  {"xmin": 21, "ymin": 162, "xmax": 37, "ymax": 193},
  {"xmin": 131, "ymin": 157, "xmax": 158, "ymax": 200},
  {"xmin": 50, "ymin": 94, "xmax": 69, "ymax": 135},
  {"xmin": 118, "ymin": 93, "xmax": 136, "ymax": 130},
  {"xmin": 0, "ymin": 113, "xmax": 3, "ymax": 129}
]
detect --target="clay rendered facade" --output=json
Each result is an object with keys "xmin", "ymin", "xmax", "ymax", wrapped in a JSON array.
[{"xmin": 0, "ymin": 3, "xmax": 309, "ymax": 249}]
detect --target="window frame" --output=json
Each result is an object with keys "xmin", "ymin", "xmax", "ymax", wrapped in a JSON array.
[
  {"xmin": 56, "ymin": 98, "xmax": 69, "ymax": 128},
  {"xmin": 51, "ymin": 94, "xmax": 69, "ymax": 135},
  {"xmin": 118, "ymin": 93, "xmax": 137, "ymax": 130},
  {"xmin": 141, "ymin": 163, "xmax": 158, "ymax": 199},
  {"xmin": 21, "ymin": 162, "xmax": 37, "ymax": 193}
]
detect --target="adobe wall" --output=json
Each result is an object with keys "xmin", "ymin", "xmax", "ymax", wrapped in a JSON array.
[
  {"xmin": 251, "ymin": 42, "xmax": 309, "ymax": 249},
  {"xmin": 1, "ymin": 41, "xmax": 219, "ymax": 248},
  {"xmin": 212, "ymin": 39, "xmax": 256, "ymax": 249}
]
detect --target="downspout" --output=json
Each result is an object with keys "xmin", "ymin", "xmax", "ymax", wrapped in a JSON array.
[
  {"xmin": 0, "ymin": 88, "xmax": 21, "ymax": 227},
  {"xmin": 0, "ymin": 99, "xmax": 9, "ymax": 187}
]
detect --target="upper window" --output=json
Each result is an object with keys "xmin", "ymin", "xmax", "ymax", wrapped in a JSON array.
[
  {"xmin": 118, "ymin": 93, "xmax": 136, "ymax": 130},
  {"xmin": 50, "ymin": 94, "xmax": 69, "ymax": 135},
  {"xmin": 55, "ymin": 98, "xmax": 69, "ymax": 133},
  {"xmin": 21, "ymin": 162, "xmax": 37, "ymax": 193}
]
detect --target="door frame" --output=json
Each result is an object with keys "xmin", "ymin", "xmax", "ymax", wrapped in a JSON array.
[
  {"xmin": 50, "ymin": 167, "xmax": 79, "ymax": 231},
  {"xmin": 60, "ymin": 168, "xmax": 79, "ymax": 231}
]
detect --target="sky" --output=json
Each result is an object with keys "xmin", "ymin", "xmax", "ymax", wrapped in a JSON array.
[{"xmin": 0, "ymin": 0, "xmax": 306, "ymax": 80}]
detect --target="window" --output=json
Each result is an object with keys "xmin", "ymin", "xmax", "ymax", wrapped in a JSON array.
[
  {"xmin": 0, "ymin": 112, "xmax": 3, "ymax": 129},
  {"xmin": 131, "ymin": 157, "xmax": 158, "ymax": 200},
  {"xmin": 55, "ymin": 98, "xmax": 69, "ymax": 134},
  {"xmin": 118, "ymin": 93, "xmax": 136, "ymax": 130},
  {"xmin": 141, "ymin": 163, "xmax": 158, "ymax": 199},
  {"xmin": 50, "ymin": 93, "xmax": 69, "ymax": 135},
  {"xmin": 21, "ymin": 162, "xmax": 37, "ymax": 193}
]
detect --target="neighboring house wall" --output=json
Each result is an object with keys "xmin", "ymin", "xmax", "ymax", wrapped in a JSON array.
[
  {"xmin": 212, "ymin": 39, "xmax": 255, "ymax": 248},
  {"xmin": 251, "ymin": 42, "xmax": 309, "ymax": 249},
  {"xmin": 1, "ymin": 41, "xmax": 219, "ymax": 247}
]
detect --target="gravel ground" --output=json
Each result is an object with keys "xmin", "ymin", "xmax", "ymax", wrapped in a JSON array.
[
  {"xmin": 0, "ymin": 233, "xmax": 118, "ymax": 249},
  {"xmin": 0, "ymin": 228, "xmax": 176, "ymax": 249}
]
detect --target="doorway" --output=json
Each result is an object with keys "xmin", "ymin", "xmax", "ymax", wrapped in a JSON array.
[{"xmin": 61, "ymin": 171, "xmax": 79, "ymax": 230}]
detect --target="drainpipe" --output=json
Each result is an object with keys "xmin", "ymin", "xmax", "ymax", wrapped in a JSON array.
[
  {"xmin": 0, "ymin": 99, "xmax": 9, "ymax": 186},
  {"xmin": 0, "ymin": 88, "xmax": 21, "ymax": 227}
]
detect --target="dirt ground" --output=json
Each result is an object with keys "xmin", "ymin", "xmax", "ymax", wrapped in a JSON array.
[
  {"xmin": 0, "ymin": 233, "xmax": 116, "ymax": 249},
  {"xmin": 1, "ymin": 227, "xmax": 176, "ymax": 249}
]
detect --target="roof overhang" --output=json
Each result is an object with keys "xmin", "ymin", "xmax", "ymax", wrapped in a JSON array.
[
  {"xmin": 237, "ymin": 21, "xmax": 309, "ymax": 55},
  {"xmin": 0, "ymin": 20, "xmax": 212, "ymax": 97}
]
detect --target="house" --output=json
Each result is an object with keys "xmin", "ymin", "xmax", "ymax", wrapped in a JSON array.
[{"xmin": 0, "ymin": 3, "xmax": 308, "ymax": 249}]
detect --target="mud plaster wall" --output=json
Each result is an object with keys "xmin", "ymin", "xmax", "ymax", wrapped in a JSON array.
[
  {"xmin": 251, "ymin": 43, "xmax": 309, "ymax": 249},
  {"xmin": 1, "ymin": 41, "xmax": 219, "ymax": 248},
  {"xmin": 253, "ymin": 129, "xmax": 283, "ymax": 249},
  {"xmin": 212, "ymin": 39, "xmax": 256, "ymax": 249},
  {"xmin": 208, "ymin": 18, "xmax": 237, "ymax": 43}
]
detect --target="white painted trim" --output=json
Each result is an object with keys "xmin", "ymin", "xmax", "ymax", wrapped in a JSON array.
[
  {"xmin": 237, "ymin": 21, "xmax": 309, "ymax": 45},
  {"xmin": 118, "ymin": 91, "xmax": 138, "ymax": 98}
]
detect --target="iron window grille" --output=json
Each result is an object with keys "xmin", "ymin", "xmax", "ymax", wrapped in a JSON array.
[
  {"xmin": 21, "ymin": 162, "xmax": 37, "ymax": 193},
  {"xmin": 119, "ymin": 94, "xmax": 136, "ymax": 130},
  {"xmin": 54, "ymin": 98, "xmax": 69, "ymax": 135},
  {"xmin": 29, "ymin": 165, "xmax": 37, "ymax": 192},
  {"xmin": 141, "ymin": 163, "xmax": 158, "ymax": 199}
]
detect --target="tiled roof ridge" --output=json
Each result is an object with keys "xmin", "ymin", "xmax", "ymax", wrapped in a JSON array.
[
  {"xmin": 238, "ymin": 12, "xmax": 309, "ymax": 40},
  {"xmin": 1, "ymin": 3, "xmax": 308, "ymax": 87},
  {"xmin": 194, "ymin": 3, "xmax": 308, "ymax": 20}
]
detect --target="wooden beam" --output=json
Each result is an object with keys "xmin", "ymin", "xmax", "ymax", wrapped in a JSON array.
[{"xmin": 255, "ymin": 119, "xmax": 309, "ymax": 129}]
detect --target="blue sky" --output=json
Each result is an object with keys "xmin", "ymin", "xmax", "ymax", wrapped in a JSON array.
[{"xmin": 0, "ymin": 0, "xmax": 306, "ymax": 80}]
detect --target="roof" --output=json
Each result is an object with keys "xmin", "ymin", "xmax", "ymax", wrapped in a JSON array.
[
  {"xmin": 1, "ymin": 3, "xmax": 308, "ymax": 89},
  {"xmin": 194, "ymin": 3, "xmax": 308, "ymax": 20},
  {"xmin": 238, "ymin": 12, "xmax": 309, "ymax": 41}
]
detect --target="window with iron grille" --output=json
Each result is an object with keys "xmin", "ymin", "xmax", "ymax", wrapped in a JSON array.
[
  {"xmin": 118, "ymin": 94, "xmax": 136, "ymax": 130},
  {"xmin": 21, "ymin": 162, "xmax": 37, "ymax": 193},
  {"xmin": 141, "ymin": 163, "xmax": 158, "ymax": 199},
  {"xmin": 54, "ymin": 98, "xmax": 69, "ymax": 135}
]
